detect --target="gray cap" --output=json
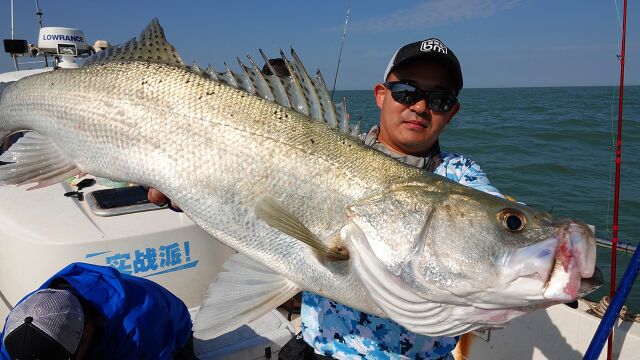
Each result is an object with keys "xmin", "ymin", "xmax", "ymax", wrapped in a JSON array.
[{"xmin": 2, "ymin": 289, "xmax": 84, "ymax": 357}]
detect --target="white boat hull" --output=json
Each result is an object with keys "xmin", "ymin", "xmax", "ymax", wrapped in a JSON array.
[{"xmin": 458, "ymin": 300, "xmax": 640, "ymax": 359}]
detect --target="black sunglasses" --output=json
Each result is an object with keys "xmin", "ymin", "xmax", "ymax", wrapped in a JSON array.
[{"xmin": 383, "ymin": 81, "xmax": 458, "ymax": 113}]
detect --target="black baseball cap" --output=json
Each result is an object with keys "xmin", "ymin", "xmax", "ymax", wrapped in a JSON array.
[
  {"xmin": 384, "ymin": 38, "xmax": 463, "ymax": 95},
  {"xmin": 2, "ymin": 289, "xmax": 85, "ymax": 360}
]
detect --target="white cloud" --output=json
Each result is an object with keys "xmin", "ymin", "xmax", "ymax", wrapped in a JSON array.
[{"xmin": 349, "ymin": 0, "xmax": 525, "ymax": 32}]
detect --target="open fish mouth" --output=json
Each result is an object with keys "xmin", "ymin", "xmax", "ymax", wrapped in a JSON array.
[
  {"xmin": 542, "ymin": 222, "xmax": 598, "ymax": 300},
  {"xmin": 499, "ymin": 222, "xmax": 598, "ymax": 302}
]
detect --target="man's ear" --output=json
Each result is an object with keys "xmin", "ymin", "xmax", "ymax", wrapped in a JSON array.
[
  {"xmin": 374, "ymin": 83, "xmax": 386, "ymax": 110},
  {"xmin": 446, "ymin": 103, "xmax": 460, "ymax": 124}
]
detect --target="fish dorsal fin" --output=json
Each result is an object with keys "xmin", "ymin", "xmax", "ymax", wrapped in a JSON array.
[
  {"xmin": 287, "ymin": 49, "xmax": 323, "ymax": 120},
  {"xmin": 259, "ymin": 49, "xmax": 291, "ymax": 108},
  {"xmin": 278, "ymin": 50, "xmax": 310, "ymax": 116},
  {"xmin": 207, "ymin": 48, "xmax": 359, "ymax": 141},
  {"xmin": 313, "ymin": 68, "xmax": 339, "ymax": 128},
  {"xmin": 83, "ymin": 18, "xmax": 184, "ymax": 67},
  {"xmin": 243, "ymin": 55, "xmax": 275, "ymax": 101}
]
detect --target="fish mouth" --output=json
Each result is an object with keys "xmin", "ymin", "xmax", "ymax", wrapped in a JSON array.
[
  {"xmin": 542, "ymin": 222, "xmax": 597, "ymax": 300},
  {"xmin": 499, "ymin": 222, "xmax": 597, "ymax": 303}
]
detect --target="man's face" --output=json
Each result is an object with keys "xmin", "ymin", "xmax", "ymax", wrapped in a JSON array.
[{"xmin": 374, "ymin": 60, "xmax": 460, "ymax": 156}]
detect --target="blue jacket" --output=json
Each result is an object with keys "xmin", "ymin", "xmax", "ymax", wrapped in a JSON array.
[{"xmin": 1, "ymin": 262, "xmax": 192, "ymax": 359}]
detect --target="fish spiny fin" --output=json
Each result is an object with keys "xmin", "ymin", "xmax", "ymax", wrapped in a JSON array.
[
  {"xmin": 216, "ymin": 63, "xmax": 240, "ymax": 88},
  {"xmin": 288, "ymin": 49, "xmax": 323, "ymax": 121},
  {"xmin": 235, "ymin": 57, "xmax": 260, "ymax": 96},
  {"xmin": 193, "ymin": 253, "xmax": 300, "ymax": 339},
  {"xmin": 204, "ymin": 65, "xmax": 220, "ymax": 81},
  {"xmin": 278, "ymin": 51, "xmax": 310, "ymax": 116},
  {"xmin": 0, "ymin": 131, "xmax": 80, "ymax": 190},
  {"xmin": 203, "ymin": 48, "xmax": 358, "ymax": 141},
  {"xmin": 338, "ymin": 95, "xmax": 360, "ymax": 137},
  {"xmin": 312, "ymin": 68, "xmax": 339, "ymax": 128},
  {"xmin": 255, "ymin": 197, "xmax": 349, "ymax": 260},
  {"xmin": 259, "ymin": 49, "xmax": 291, "ymax": 108},
  {"xmin": 83, "ymin": 18, "xmax": 184, "ymax": 67},
  {"xmin": 244, "ymin": 54, "xmax": 276, "ymax": 101}
]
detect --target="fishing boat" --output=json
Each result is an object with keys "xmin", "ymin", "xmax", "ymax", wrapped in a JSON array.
[
  {"xmin": 1, "ymin": 5, "xmax": 639, "ymax": 360},
  {"xmin": 0, "ymin": 25, "xmax": 295, "ymax": 360}
]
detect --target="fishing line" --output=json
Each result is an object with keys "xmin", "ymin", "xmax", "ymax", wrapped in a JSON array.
[
  {"xmin": 331, "ymin": 0, "xmax": 351, "ymax": 101},
  {"xmin": 614, "ymin": 0, "xmax": 624, "ymax": 52}
]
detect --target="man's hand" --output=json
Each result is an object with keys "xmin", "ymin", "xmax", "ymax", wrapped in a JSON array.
[{"xmin": 147, "ymin": 188, "xmax": 182, "ymax": 212}]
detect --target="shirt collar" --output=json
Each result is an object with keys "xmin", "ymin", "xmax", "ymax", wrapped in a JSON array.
[{"xmin": 363, "ymin": 125, "xmax": 442, "ymax": 171}]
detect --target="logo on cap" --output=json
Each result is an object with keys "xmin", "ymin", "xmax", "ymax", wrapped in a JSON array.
[{"xmin": 420, "ymin": 39, "xmax": 448, "ymax": 55}]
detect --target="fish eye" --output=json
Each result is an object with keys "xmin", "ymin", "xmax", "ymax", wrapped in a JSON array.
[{"xmin": 498, "ymin": 208, "xmax": 527, "ymax": 232}]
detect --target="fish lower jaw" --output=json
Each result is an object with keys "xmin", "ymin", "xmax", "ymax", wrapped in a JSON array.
[{"xmin": 495, "ymin": 237, "xmax": 558, "ymax": 302}]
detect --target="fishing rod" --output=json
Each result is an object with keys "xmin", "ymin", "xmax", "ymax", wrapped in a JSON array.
[
  {"xmin": 585, "ymin": 0, "xmax": 629, "ymax": 359},
  {"xmin": 331, "ymin": 0, "xmax": 351, "ymax": 101},
  {"xmin": 606, "ymin": 0, "xmax": 627, "ymax": 357}
]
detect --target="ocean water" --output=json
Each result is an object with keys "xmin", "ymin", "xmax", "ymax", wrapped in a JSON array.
[{"xmin": 334, "ymin": 86, "xmax": 640, "ymax": 312}]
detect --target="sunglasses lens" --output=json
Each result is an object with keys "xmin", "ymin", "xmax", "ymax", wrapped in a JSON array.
[
  {"xmin": 389, "ymin": 83, "xmax": 421, "ymax": 104},
  {"xmin": 386, "ymin": 82, "xmax": 457, "ymax": 112},
  {"xmin": 427, "ymin": 92, "xmax": 456, "ymax": 112}
]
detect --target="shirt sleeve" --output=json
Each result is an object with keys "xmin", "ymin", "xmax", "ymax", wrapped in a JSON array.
[{"xmin": 435, "ymin": 153, "xmax": 504, "ymax": 198}]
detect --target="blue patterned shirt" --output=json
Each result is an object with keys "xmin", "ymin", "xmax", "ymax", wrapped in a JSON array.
[{"xmin": 301, "ymin": 130, "xmax": 502, "ymax": 359}]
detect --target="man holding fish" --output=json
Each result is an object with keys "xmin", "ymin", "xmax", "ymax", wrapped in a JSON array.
[
  {"xmin": 150, "ymin": 37, "xmax": 501, "ymax": 359},
  {"xmin": 0, "ymin": 19, "xmax": 598, "ymax": 360}
]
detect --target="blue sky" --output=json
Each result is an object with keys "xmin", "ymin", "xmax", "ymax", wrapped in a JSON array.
[{"xmin": 1, "ymin": 0, "xmax": 638, "ymax": 90}]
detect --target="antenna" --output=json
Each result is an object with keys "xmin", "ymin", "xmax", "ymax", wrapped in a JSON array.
[
  {"xmin": 10, "ymin": 0, "xmax": 19, "ymax": 70},
  {"xmin": 34, "ymin": 0, "xmax": 44, "ymax": 28},
  {"xmin": 10, "ymin": 0, "xmax": 14, "ymax": 39},
  {"xmin": 34, "ymin": 0, "xmax": 48, "ymax": 67}
]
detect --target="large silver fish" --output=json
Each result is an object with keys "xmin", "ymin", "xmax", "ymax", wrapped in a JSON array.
[{"xmin": 0, "ymin": 20, "xmax": 599, "ymax": 338}]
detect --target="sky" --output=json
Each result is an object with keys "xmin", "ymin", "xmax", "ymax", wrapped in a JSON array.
[{"xmin": 0, "ymin": 0, "xmax": 638, "ymax": 90}]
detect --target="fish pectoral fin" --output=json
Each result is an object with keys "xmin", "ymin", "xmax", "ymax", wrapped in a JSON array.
[
  {"xmin": 255, "ymin": 197, "xmax": 349, "ymax": 260},
  {"xmin": 193, "ymin": 253, "xmax": 300, "ymax": 340},
  {"xmin": 0, "ymin": 131, "xmax": 81, "ymax": 190}
]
